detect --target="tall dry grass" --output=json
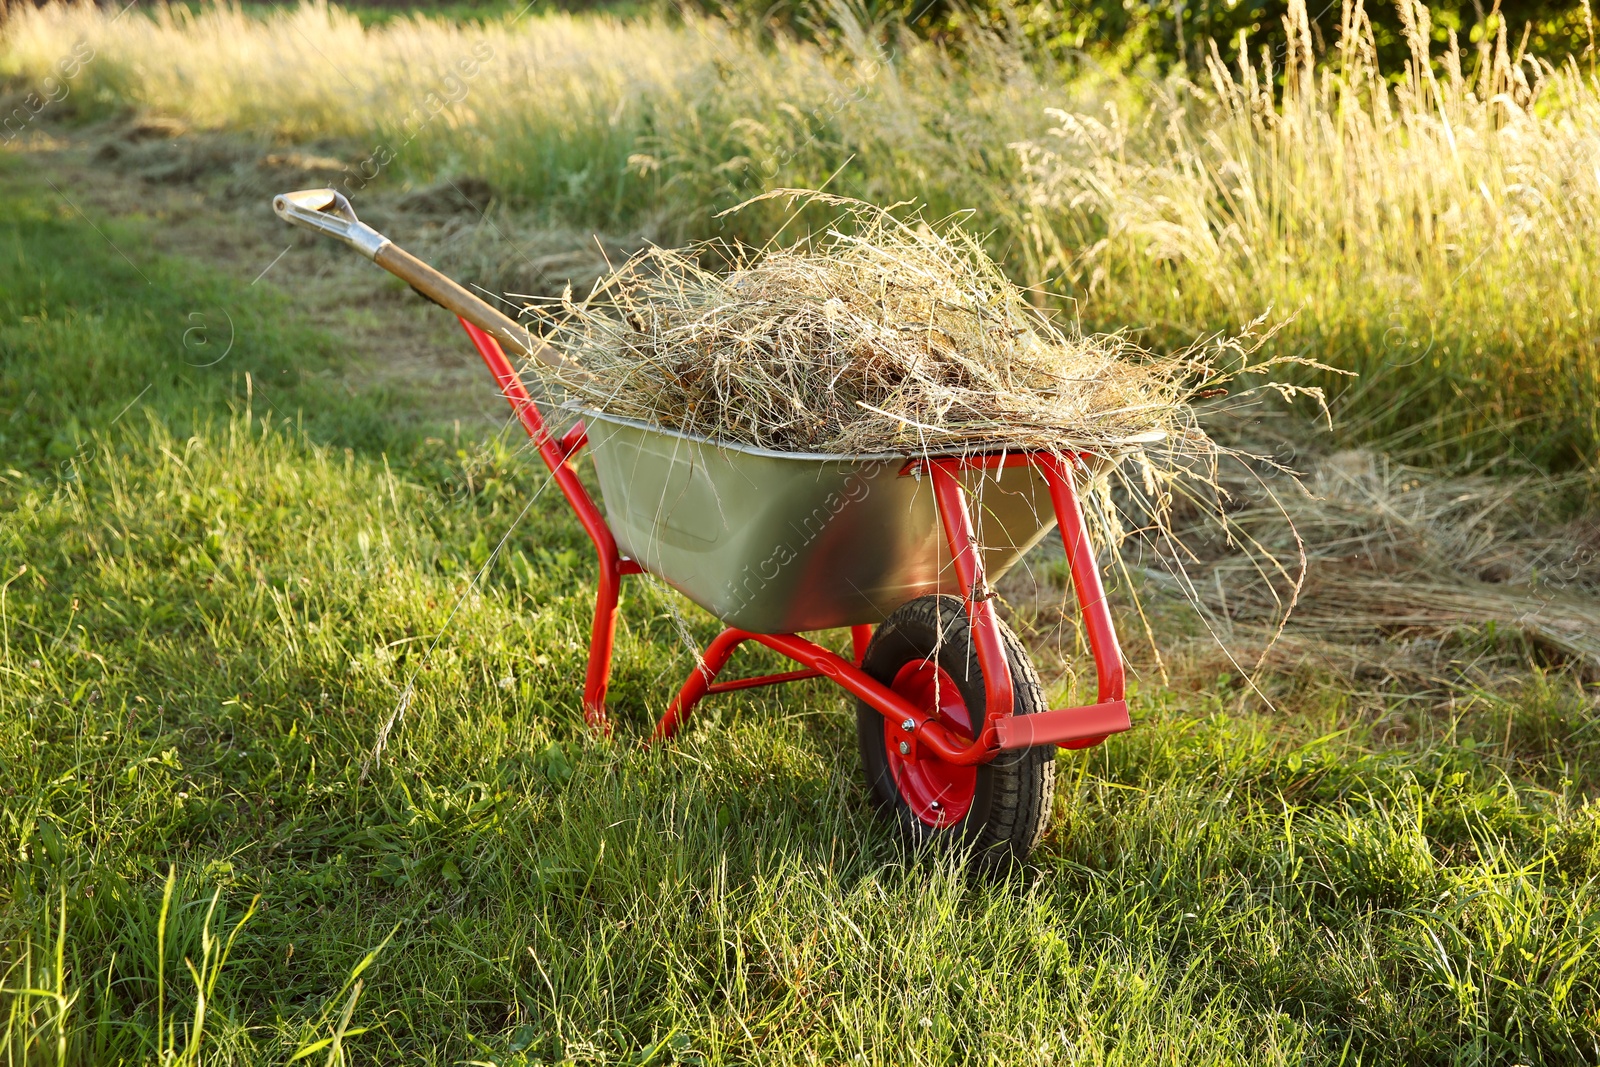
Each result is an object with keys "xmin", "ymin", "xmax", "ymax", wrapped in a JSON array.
[
  {"xmin": 4, "ymin": 0, "xmax": 1598, "ymax": 464},
  {"xmin": 0, "ymin": 0, "xmax": 1061, "ymax": 232},
  {"xmin": 1009, "ymin": 0, "xmax": 1600, "ymax": 466}
]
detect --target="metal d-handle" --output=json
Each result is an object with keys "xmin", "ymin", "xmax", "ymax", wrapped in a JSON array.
[
  {"xmin": 272, "ymin": 188, "xmax": 583, "ymax": 378},
  {"xmin": 272, "ymin": 188, "xmax": 391, "ymax": 260}
]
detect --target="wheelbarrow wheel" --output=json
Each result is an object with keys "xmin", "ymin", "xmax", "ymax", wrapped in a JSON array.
[{"xmin": 855, "ymin": 594, "xmax": 1055, "ymax": 867}]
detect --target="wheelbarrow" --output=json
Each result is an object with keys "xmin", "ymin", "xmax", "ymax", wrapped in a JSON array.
[{"xmin": 274, "ymin": 188, "xmax": 1139, "ymax": 865}]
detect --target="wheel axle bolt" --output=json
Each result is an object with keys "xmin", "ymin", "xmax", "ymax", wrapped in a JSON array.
[
  {"xmin": 901, "ymin": 718, "xmax": 916, "ymax": 732},
  {"xmin": 898, "ymin": 741, "xmax": 911, "ymax": 756}
]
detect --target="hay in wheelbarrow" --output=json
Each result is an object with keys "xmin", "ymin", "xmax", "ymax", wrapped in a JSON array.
[
  {"xmin": 517, "ymin": 191, "xmax": 1339, "ymax": 692},
  {"xmin": 525, "ymin": 192, "xmax": 1261, "ymax": 459}
]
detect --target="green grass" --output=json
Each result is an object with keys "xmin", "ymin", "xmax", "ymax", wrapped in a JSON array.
[{"xmin": 3, "ymin": 136, "xmax": 1600, "ymax": 1063}]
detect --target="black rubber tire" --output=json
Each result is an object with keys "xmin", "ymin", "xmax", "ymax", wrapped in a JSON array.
[{"xmin": 855, "ymin": 594, "xmax": 1055, "ymax": 868}]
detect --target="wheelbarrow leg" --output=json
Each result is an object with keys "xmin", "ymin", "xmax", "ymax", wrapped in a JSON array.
[
  {"xmin": 655, "ymin": 627, "xmax": 753, "ymax": 740},
  {"xmin": 459, "ymin": 317, "xmax": 630, "ymax": 735},
  {"xmin": 583, "ymin": 556, "xmax": 624, "ymax": 732}
]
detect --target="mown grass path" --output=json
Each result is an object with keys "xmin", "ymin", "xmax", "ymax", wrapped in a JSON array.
[{"xmin": 2, "ymin": 150, "xmax": 1600, "ymax": 1066}]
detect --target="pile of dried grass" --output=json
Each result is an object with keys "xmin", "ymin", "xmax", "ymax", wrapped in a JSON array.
[
  {"xmin": 527, "ymin": 194, "xmax": 1225, "ymax": 457},
  {"xmin": 1141, "ymin": 449, "xmax": 1600, "ymax": 687}
]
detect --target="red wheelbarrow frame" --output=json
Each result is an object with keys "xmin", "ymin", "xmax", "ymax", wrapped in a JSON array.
[{"xmin": 462, "ymin": 319, "xmax": 1131, "ymax": 763}]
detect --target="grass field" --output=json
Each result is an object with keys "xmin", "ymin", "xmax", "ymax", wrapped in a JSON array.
[
  {"xmin": 2, "ymin": 0, "xmax": 1600, "ymax": 1063},
  {"xmin": 1, "ymin": 123, "xmax": 1599, "ymax": 1067}
]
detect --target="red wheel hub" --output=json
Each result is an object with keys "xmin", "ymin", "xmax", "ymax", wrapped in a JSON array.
[{"xmin": 885, "ymin": 660, "xmax": 977, "ymax": 828}]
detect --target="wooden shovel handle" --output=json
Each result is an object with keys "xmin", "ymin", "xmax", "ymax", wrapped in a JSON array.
[
  {"xmin": 272, "ymin": 187, "xmax": 584, "ymax": 380},
  {"xmin": 372, "ymin": 243, "xmax": 584, "ymax": 379}
]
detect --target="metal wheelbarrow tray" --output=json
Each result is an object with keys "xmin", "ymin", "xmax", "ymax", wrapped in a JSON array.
[
  {"xmin": 581, "ymin": 409, "xmax": 1113, "ymax": 635},
  {"xmin": 275, "ymin": 188, "xmax": 1140, "ymax": 866}
]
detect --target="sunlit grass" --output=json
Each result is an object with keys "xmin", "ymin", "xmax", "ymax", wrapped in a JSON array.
[{"xmin": 1, "ymin": 124, "xmax": 1600, "ymax": 1063}]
